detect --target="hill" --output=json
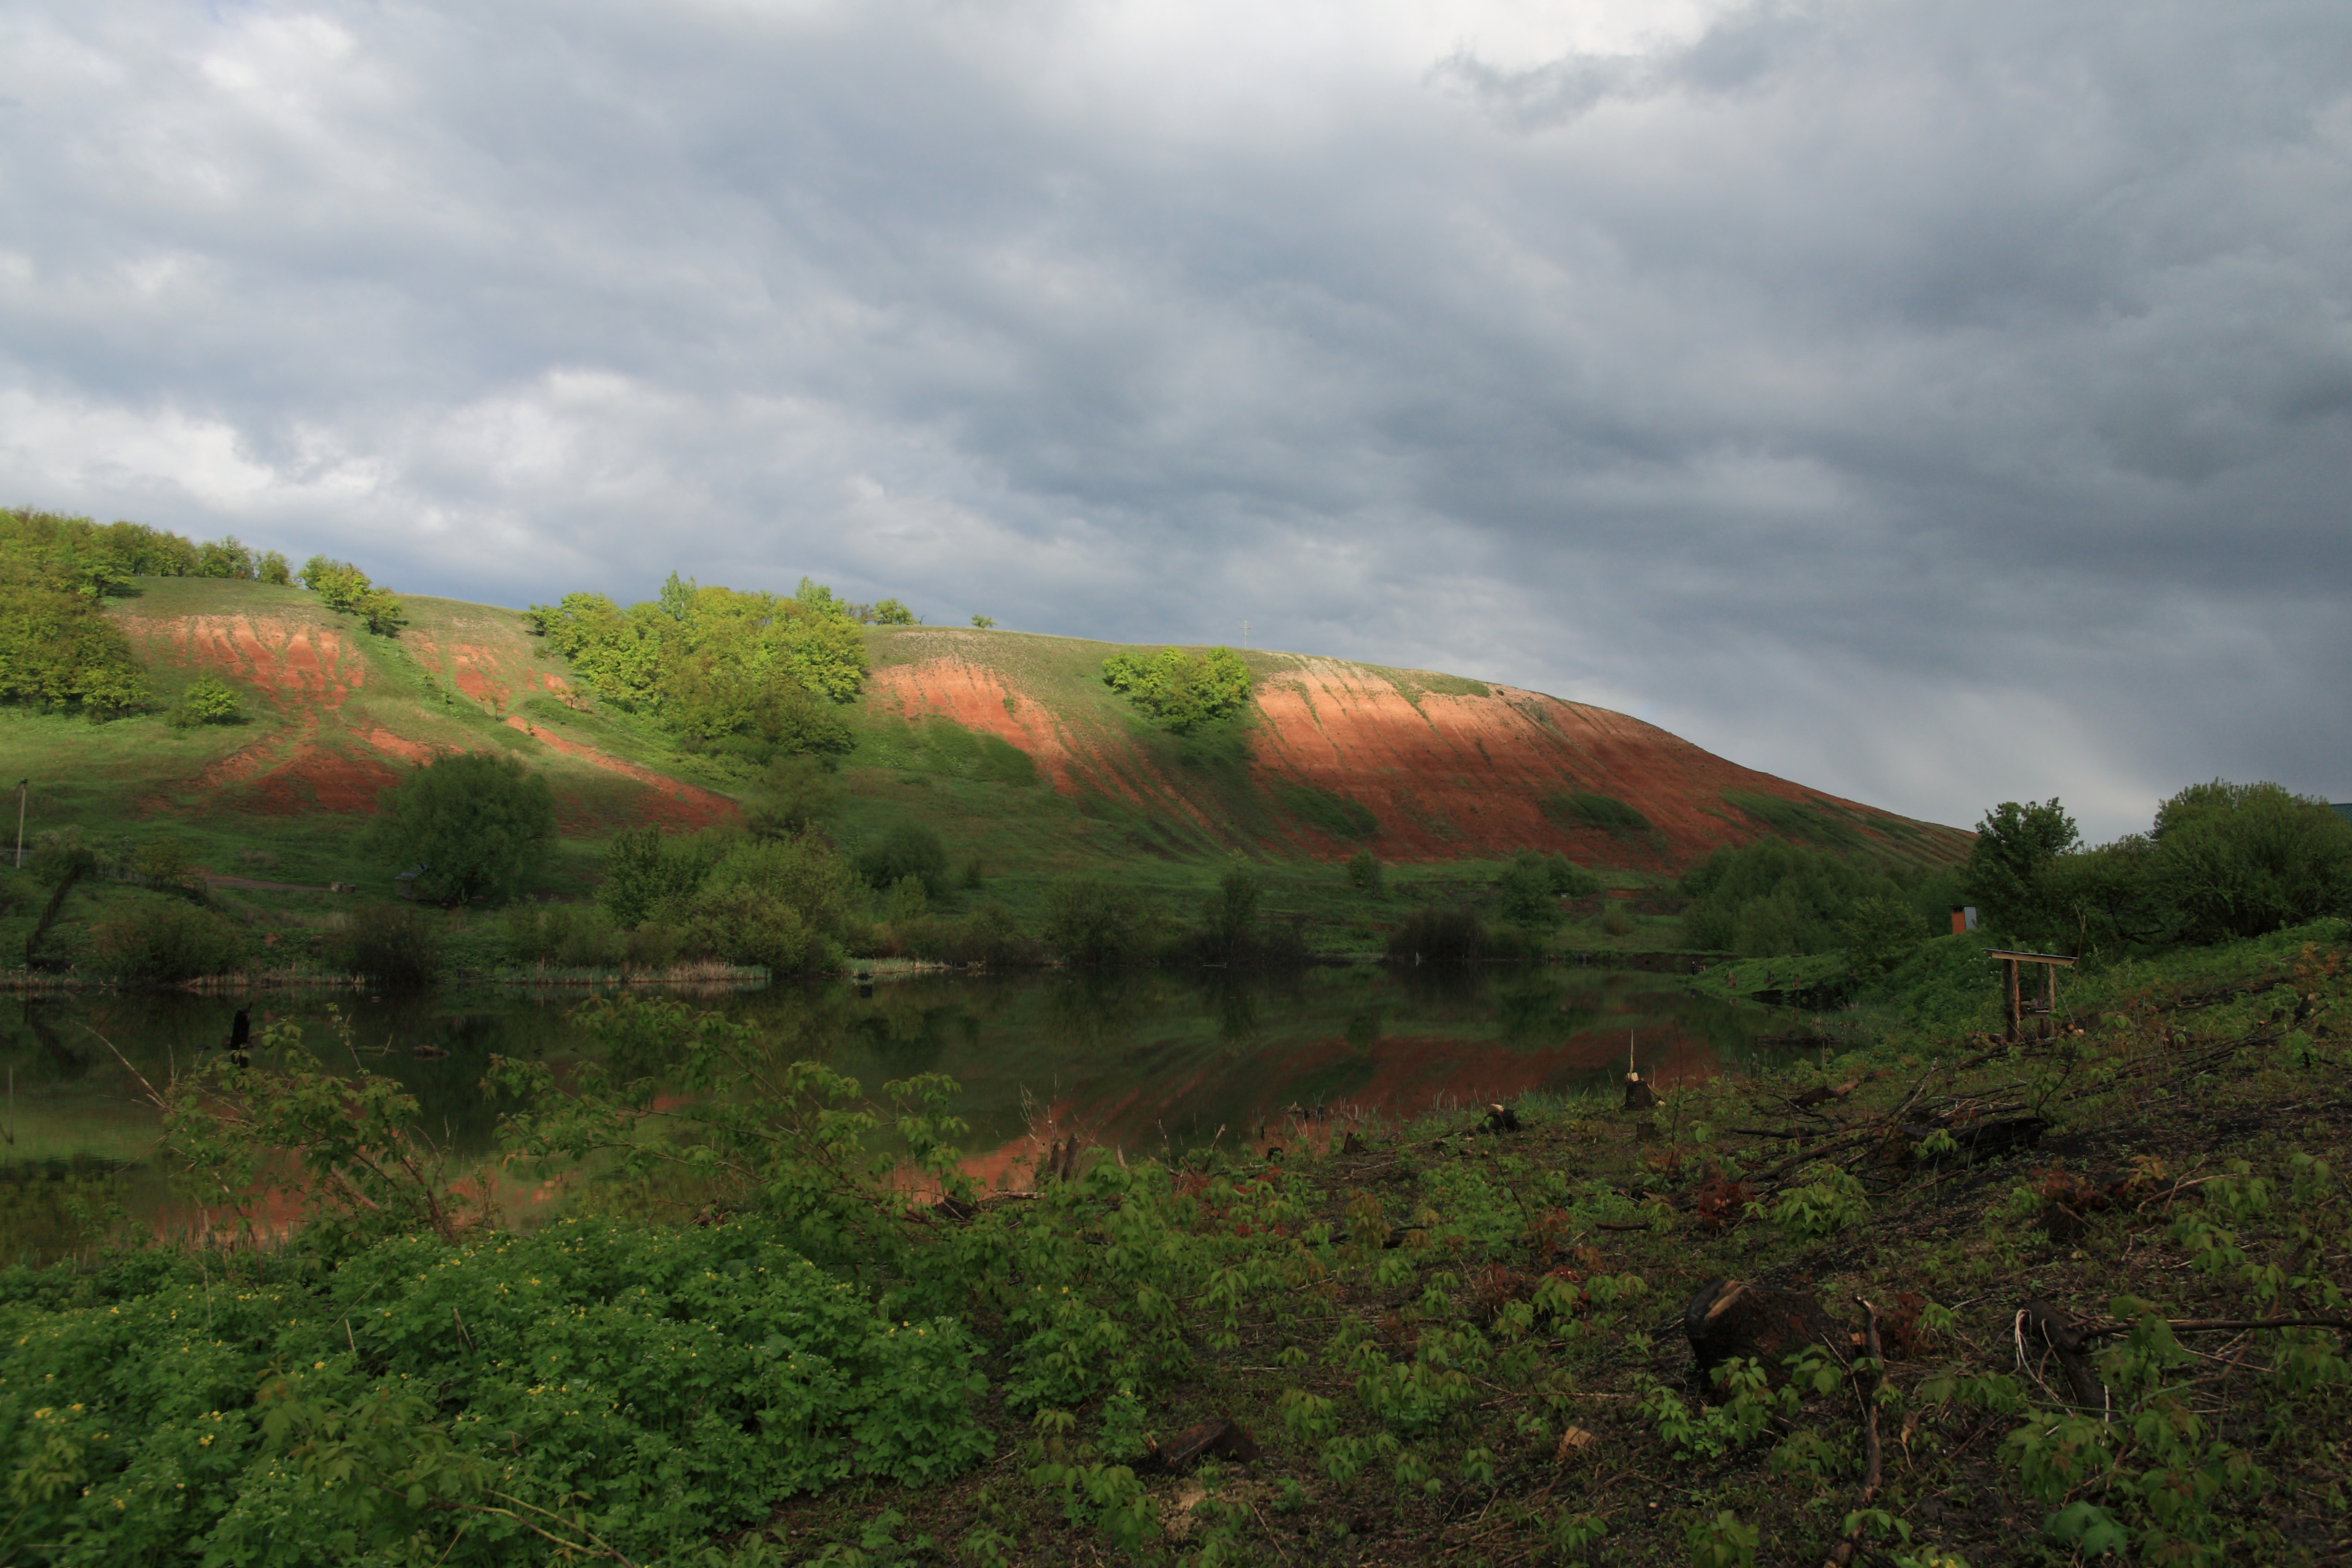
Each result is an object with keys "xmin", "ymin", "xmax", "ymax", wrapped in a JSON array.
[
  {"xmin": 0, "ymin": 579, "xmax": 1965, "ymax": 912},
  {"xmin": 860, "ymin": 625, "xmax": 1964, "ymax": 869}
]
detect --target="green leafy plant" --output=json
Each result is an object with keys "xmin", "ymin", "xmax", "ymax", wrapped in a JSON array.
[{"xmin": 1100, "ymin": 645, "xmax": 1251, "ymax": 733}]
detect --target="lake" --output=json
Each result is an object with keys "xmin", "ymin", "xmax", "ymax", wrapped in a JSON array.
[{"xmin": 1, "ymin": 962, "xmax": 1796, "ymax": 1264}]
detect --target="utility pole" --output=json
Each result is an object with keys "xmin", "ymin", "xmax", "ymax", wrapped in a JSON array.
[
  {"xmin": 12, "ymin": 780, "xmax": 24, "ymax": 869},
  {"xmin": 1241, "ymin": 621, "xmax": 1251, "ymax": 650}
]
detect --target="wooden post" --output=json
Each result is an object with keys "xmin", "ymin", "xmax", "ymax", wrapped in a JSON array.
[
  {"xmin": 2004, "ymin": 958, "xmax": 2021, "ymax": 1042},
  {"xmin": 2042, "ymin": 962, "xmax": 2057, "ymax": 1039}
]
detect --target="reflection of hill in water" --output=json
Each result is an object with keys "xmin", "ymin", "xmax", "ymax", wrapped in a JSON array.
[{"xmin": 13, "ymin": 969, "xmax": 1779, "ymax": 1236}]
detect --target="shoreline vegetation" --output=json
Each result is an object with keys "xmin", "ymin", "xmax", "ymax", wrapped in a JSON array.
[{"xmin": 0, "ymin": 918, "xmax": 2345, "ymax": 1566}]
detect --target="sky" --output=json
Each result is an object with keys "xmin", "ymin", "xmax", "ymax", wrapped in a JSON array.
[{"xmin": 3, "ymin": 0, "xmax": 2347, "ymax": 843}]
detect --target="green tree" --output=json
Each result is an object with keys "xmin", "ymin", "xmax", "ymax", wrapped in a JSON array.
[
  {"xmin": 1040, "ymin": 876, "xmax": 1146, "ymax": 964},
  {"xmin": 857, "ymin": 824, "xmax": 950, "ymax": 898},
  {"xmin": 1496, "ymin": 850, "xmax": 1561, "ymax": 929},
  {"xmin": 256, "ymin": 549, "xmax": 291, "ymax": 585},
  {"xmin": 298, "ymin": 555, "xmax": 405, "ymax": 635},
  {"xmin": 359, "ymin": 751, "xmax": 556, "ymax": 904},
  {"xmin": 2148, "ymin": 780, "xmax": 2352, "ymax": 942},
  {"xmin": 1965, "ymin": 799, "xmax": 2080, "ymax": 944},
  {"xmin": 168, "ymin": 674, "xmax": 242, "ymax": 728},
  {"xmin": 1346, "ymin": 848, "xmax": 1383, "ymax": 896},
  {"xmin": 970, "ymin": 614, "xmax": 996, "ymax": 629},
  {"xmin": 1100, "ymin": 646, "xmax": 1252, "ymax": 733},
  {"xmin": 195, "ymin": 535, "xmax": 255, "ymax": 578},
  {"xmin": 1838, "ymin": 893, "xmax": 1927, "ymax": 976},
  {"xmin": 1199, "ymin": 865, "xmax": 1262, "ymax": 960}
]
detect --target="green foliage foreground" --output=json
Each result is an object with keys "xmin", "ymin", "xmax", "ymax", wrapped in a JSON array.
[{"xmin": 6, "ymin": 929, "xmax": 2350, "ymax": 1567}]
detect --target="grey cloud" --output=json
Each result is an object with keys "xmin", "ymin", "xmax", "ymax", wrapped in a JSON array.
[{"xmin": 0, "ymin": 0, "xmax": 2347, "ymax": 843}]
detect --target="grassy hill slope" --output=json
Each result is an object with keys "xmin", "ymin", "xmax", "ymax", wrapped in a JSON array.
[{"xmin": 0, "ymin": 582, "xmax": 1961, "ymax": 950}]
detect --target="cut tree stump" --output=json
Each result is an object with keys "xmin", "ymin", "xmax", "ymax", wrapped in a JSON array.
[{"xmin": 1683, "ymin": 1280, "xmax": 1848, "ymax": 1383}]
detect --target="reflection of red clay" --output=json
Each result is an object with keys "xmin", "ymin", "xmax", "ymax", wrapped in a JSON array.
[{"xmin": 955, "ymin": 1026, "xmax": 1728, "ymax": 1177}]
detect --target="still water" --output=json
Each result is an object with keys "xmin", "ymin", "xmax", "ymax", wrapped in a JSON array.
[{"xmin": 1, "ymin": 964, "xmax": 1788, "ymax": 1263}]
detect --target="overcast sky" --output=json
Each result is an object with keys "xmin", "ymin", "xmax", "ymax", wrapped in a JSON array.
[{"xmin": 4, "ymin": 0, "xmax": 2347, "ymax": 841}]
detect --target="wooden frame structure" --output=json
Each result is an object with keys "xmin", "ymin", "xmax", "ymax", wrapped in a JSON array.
[{"xmin": 1987, "ymin": 948, "xmax": 2076, "ymax": 1041}]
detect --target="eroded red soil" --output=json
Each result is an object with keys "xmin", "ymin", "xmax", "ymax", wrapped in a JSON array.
[
  {"xmin": 868, "ymin": 652, "xmax": 1960, "ymax": 867},
  {"xmin": 124, "ymin": 615, "xmax": 366, "ymax": 711}
]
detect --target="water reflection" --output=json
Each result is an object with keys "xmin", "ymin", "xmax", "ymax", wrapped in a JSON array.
[{"xmin": 2, "ymin": 965, "xmax": 1787, "ymax": 1263}]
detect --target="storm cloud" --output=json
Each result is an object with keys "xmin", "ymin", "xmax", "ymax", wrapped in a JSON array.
[{"xmin": 3, "ymin": 0, "xmax": 2347, "ymax": 839}]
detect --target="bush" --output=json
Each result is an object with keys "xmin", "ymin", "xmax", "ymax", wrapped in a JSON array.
[
  {"xmin": 1387, "ymin": 905, "xmax": 1486, "ymax": 965},
  {"xmin": 88, "ymin": 899, "xmax": 247, "ymax": 982},
  {"xmin": 2148, "ymin": 781, "xmax": 2352, "ymax": 943},
  {"xmin": 857, "ymin": 824, "xmax": 950, "ymax": 897},
  {"xmin": 330, "ymin": 903, "xmax": 442, "ymax": 988},
  {"xmin": 1497, "ymin": 850, "xmax": 1563, "ymax": 929},
  {"xmin": 598, "ymin": 826, "xmax": 729, "ymax": 927},
  {"xmin": 359, "ymin": 751, "xmax": 557, "ymax": 905},
  {"xmin": 298, "ymin": 555, "xmax": 407, "ymax": 635},
  {"xmin": 0, "ymin": 1218, "xmax": 992, "ymax": 1564},
  {"xmin": 167, "ymin": 673, "xmax": 242, "ymax": 728},
  {"xmin": 747, "ymin": 754, "xmax": 842, "ymax": 840},
  {"xmin": 1100, "ymin": 646, "xmax": 1252, "ymax": 733},
  {"xmin": 1680, "ymin": 840, "xmax": 1910, "ymax": 957},
  {"xmin": 1198, "ymin": 866, "xmax": 1262, "ymax": 962},
  {"xmin": 1041, "ymin": 876, "xmax": 1147, "ymax": 965},
  {"xmin": 1346, "ymin": 848, "xmax": 1383, "ymax": 896},
  {"xmin": 903, "ymin": 903, "xmax": 1039, "ymax": 967},
  {"xmin": 500, "ymin": 902, "xmax": 625, "ymax": 967}
]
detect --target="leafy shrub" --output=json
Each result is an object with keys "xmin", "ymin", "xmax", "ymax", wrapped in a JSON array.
[
  {"xmin": 527, "ymin": 575, "xmax": 869, "ymax": 752},
  {"xmin": 88, "ymin": 899, "xmax": 247, "ymax": 982},
  {"xmin": 1768, "ymin": 1163, "xmax": 1871, "ymax": 1240},
  {"xmin": 1100, "ymin": 645, "xmax": 1251, "ymax": 733},
  {"xmin": 0, "ymin": 1218, "xmax": 992, "ymax": 1564},
  {"xmin": 1840, "ymin": 893, "xmax": 1928, "ymax": 975},
  {"xmin": 749, "ymin": 755, "xmax": 843, "ymax": 841},
  {"xmin": 296, "ymin": 554, "xmax": 406, "ymax": 635},
  {"xmin": 1198, "ymin": 866, "xmax": 1262, "ymax": 961},
  {"xmin": 857, "ymin": 824, "xmax": 950, "ymax": 897},
  {"xmin": 2148, "ymin": 781, "xmax": 2352, "ymax": 943},
  {"xmin": 499, "ymin": 901, "xmax": 625, "ymax": 967},
  {"xmin": 0, "ymin": 508, "xmax": 152, "ymax": 718},
  {"xmin": 1041, "ymin": 876, "xmax": 1147, "ymax": 965},
  {"xmin": 1680, "ymin": 840, "xmax": 1914, "ymax": 957},
  {"xmin": 1498, "ymin": 850, "xmax": 1583, "ymax": 928},
  {"xmin": 598, "ymin": 826, "xmax": 730, "ymax": 927},
  {"xmin": 166, "ymin": 673, "xmax": 242, "ymax": 728},
  {"xmin": 881, "ymin": 872, "xmax": 930, "ymax": 926},
  {"xmin": 1346, "ymin": 848, "xmax": 1383, "ymax": 896},
  {"xmin": 1387, "ymin": 905, "xmax": 1486, "ymax": 965},
  {"xmin": 902, "ymin": 903, "xmax": 1038, "ymax": 967},
  {"xmin": 358, "ymin": 751, "xmax": 557, "ymax": 905},
  {"xmin": 329, "ymin": 903, "xmax": 442, "ymax": 988}
]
